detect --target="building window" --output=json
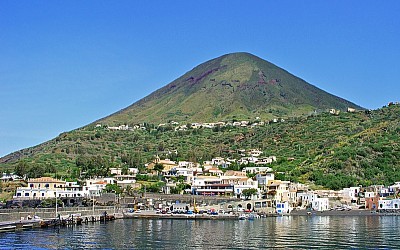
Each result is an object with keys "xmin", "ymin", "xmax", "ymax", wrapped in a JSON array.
[
  {"xmin": 25, "ymin": 193, "xmax": 29, "ymax": 196},
  {"xmin": 45, "ymin": 184, "xmax": 49, "ymax": 188},
  {"xmin": 30, "ymin": 184, "xmax": 34, "ymax": 188},
  {"xmin": 42, "ymin": 193, "xmax": 45, "ymax": 196},
  {"xmin": 17, "ymin": 193, "xmax": 21, "ymax": 197}
]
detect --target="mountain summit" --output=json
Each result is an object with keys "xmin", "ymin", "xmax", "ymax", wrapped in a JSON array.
[{"xmin": 101, "ymin": 52, "xmax": 361, "ymax": 125}]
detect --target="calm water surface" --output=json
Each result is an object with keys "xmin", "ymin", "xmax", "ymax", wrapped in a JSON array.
[{"xmin": 1, "ymin": 216, "xmax": 399, "ymax": 249}]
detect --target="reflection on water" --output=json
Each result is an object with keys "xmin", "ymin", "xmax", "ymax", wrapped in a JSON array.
[{"xmin": 1, "ymin": 216, "xmax": 400, "ymax": 249}]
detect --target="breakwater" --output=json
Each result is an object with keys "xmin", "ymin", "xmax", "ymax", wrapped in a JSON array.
[{"xmin": 124, "ymin": 211, "xmax": 240, "ymax": 220}]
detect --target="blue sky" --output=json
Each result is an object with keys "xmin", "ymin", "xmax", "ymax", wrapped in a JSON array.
[{"xmin": 1, "ymin": 1, "xmax": 399, "ymax": 157}]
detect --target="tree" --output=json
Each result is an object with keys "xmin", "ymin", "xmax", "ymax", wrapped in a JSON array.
[
  {"xmin": 104, "ymin": 184, "xmax": 123, "ymax": 195},
  {"xmin": 14, "ymin": 161, "xmax": 28, "ymax": 178},
  {"xmin": 153, "ymin": 163, "xmax": 164, "ymax": 175},
  {"xmin": 242, "ymin": 188, "xmax": 258, "ymax": 200},
  {"xmin": 124, "ymin": 185, "xmax": 134, "ymax": 197}
]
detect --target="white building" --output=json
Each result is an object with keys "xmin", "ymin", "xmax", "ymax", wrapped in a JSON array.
[
  {"xmin": 84, "ymin": 178, "xmax": 112, "ymax": 197},
  {"xmin": 340, "ymin": 187, "xmax": 360, "ymax": 203},
  {"xmin": 312, "ymin": 198, "xmax": 329, "ymax": 211},
  {"xmin": 178, "ymin": 161, "xmax": 196, "ymax": 169},
  {"xmin": 276, "ymin": 201, "xmax": 290, "ymax": 214},
  {"xmin": 378, "ymin": 199, "xmax": 400, "ymax": 210},
  {"xmin": 14, "ymin": 177, "xmax": 64, "ymax": 199},
  {"xmin": 191, "ymin": 176, "xmax": 233, "ymax": 196},
  {"xmin": 1, "ymin": 172, "xmax": 22, "ymax": 181},
  {"xmin": 249, "ymin": 149, "xmax": 263, "ymax": 157},
  {"xmin": 243, "ymin": 166, "xmax": 273, "ymax": 174},
  {"xmin": 168, "ymin": 167, "xmax": 195, "ymax": 183},
  {"xmin": 297, "ymin": 192, "xmax": 319, "ymax": 208},
  {"xmin": 110, "ymin": 168, "xmax": 122, "ymax": 175},
  {"xmin": 211, "ymin": 157, "xmax": 225, "ymax": 166},
  {"xmin": 255, "ymin": 173, "xmax": 275, "ymax": 187}
]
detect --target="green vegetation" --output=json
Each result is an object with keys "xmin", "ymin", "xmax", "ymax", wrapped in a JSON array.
[
  {"xmin": 104, "ymin": 184, "xmax": 123, "ymax": 195},
  {"xmin": 1, "ymin": 105, "xmax": 399, "ymax": 191},
  {"xmin": 242, "ymin": 188, "xmax": 258, "ymax": 199}
]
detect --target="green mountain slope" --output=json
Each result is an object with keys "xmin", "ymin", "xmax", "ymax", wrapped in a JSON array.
[
  {"xmin": 99, "ymin": 52, "xmax": 362, "ymax": 125},
  {"xmin": 2, "ymin": 104, "xmax": 399, "ymax": 190}
]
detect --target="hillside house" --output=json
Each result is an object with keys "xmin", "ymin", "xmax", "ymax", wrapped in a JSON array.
[
  {"xmin": 110, "ymin": 168, "xmax": 122, "ymax": 175},
  {"xmin": 205, "ymin": 167, "xmax": 223, "ymax": 176},
  {"xmin": 224, "ymin": 170, "xmax": 247, "ymax": 177},
  {"xmin": 1, "ymin": 172, "xmax": 22, "ymax": 181},
  {"xmin": 107, "ymin": 124, "xmax": 130, "ymax": 131},
  {"xmin": 242, "ymin": 166, "xmax": 272, "ymax": 174},
  {"xmin": 329, "ymin": 109, "xmax": 340, "ymax": 115},
  {"xmin": 148, "ymin": 158, "xmax": 178, "ymax": 173},
  {"xmin": 211, "ymin": 157, "xmax": 225, "ymax": 166},
  {"xmin": 249, "ymin": 149, "xmax": 262, "ymax": 157},
  {"xmin": 347, "ymin": 107, "xmax": 356, "ymax": 113},
  {"xmin": 255, "ymin": 173, "xmax": 275, "ymax": 189},
  {"xmin": 178, "ymin": 161, "xmax": 197, "ymax": 168}
]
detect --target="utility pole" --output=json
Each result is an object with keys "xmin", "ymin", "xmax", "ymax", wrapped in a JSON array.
[
  {"xmin": 92, "ymin": 193, "xmax": 95, "ymax": 216},
  {"xmin": 55, "ymin": 189, "xmax": 58, "ymax": 219}
]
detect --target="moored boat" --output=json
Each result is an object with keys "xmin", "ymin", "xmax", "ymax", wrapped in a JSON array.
[{"xmin": 0, "ymin": 225, "xmax": 17, "ymax": 232}]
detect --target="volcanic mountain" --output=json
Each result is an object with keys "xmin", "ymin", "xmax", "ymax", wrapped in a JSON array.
[
  {"xmin": 0, "ymin": 52, "xmax": 364, "ymax": 166},
  {"xmin": 99, "ymin": 52, "xmax": 362, "ymax": 126}
]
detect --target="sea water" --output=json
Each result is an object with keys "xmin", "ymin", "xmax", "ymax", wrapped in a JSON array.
[{"xmin": 1, "ymin": 215, "xmax": 399, "ymax": 249}]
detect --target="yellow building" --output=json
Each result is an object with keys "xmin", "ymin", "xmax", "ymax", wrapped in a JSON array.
[
  {"xmin": 14, "ymin": 177, "xmax": 66, "ymax": 200},
  {"xmin": 267, "ymin": 180, "xmax": 290, "ymax": 203},
  {"xmin": 148, "ymin": 158, "xmax": 178, "ymax": 173}
]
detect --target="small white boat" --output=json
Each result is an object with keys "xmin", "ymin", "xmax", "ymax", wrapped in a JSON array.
[
  {"xmin": 0, "ymin": 225, "xmax": 17, "ymax": 232},
  {"xmin": 239, "ymin": 214, "xmax": 247, "ymax": 220},
  {"xmin": 22, "ymin": 223, "xmax": 34, "ymax": 229}
]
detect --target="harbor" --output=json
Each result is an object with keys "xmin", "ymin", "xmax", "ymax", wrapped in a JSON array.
[{"xmin": 0, "ymin": 213, "xmax": 120, "ymax": 233}]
